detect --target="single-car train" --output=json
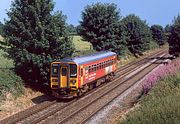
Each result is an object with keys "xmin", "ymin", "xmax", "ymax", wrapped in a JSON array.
[{"xmin": 50, "ymin": 51, "xmax": 117, "ymax": 98}]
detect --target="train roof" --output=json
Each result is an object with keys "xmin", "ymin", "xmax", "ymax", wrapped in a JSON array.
[{"xmin": 59, "ymin": 51, "xmax": 117, "ymax": 65}]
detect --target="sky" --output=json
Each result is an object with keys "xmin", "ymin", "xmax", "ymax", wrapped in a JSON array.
[{"xmin": 0, "ymin": 0, "xmax": 179, "ymax": 27}]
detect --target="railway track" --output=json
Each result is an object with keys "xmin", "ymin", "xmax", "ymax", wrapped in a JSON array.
[
  {"xmin": 0, "ymin": 49, "xmax": 167, "ymax": 124},
  {"xmin": 39, "ymin": 53, "xmax": 169, "ymax": 124}
]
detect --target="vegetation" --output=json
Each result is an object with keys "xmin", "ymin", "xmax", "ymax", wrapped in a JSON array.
[
  {"xmin": 72, "ymin": 35, "xmax": 92, "ymax": 51},
  {"xmin": 2, "ymin": 0, "xmax": 75, "ymax": 85},
  {"xmin": 71, "ymin": 35, "xmax": 95, "ymax": 57},
  {"xmin": 121, "ymin": 14, "xmax": 152, "ymax": 57},
  {"xmin": 168, "ymin": 15, "xmax": 180, "ymax": 57},
  {"xmin": 67, "ymin": 24, "xmax": 77, "ymax": 35},
  {"xmin": 0, "ymin": 49, "xmax": 24, "ymax": 100},
  {"xmin": 79, "ymin": 3, "xmax": 127, "ymax": 55},
  {"xmin": 0, "ymin": 22, "xmax": 3, "ymax": 35},
  {"xmin": 150, "ymin": 24, "xmax": 166, "ymax": 46},
  {"xmin": 119, "ymin": 71, "xmax": 180, "ymax": 124}
]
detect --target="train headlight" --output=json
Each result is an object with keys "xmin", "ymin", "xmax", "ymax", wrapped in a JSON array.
[
  {"xmin": 71, "ymin": 80, "xmax": 76, "ymax": 85},
  {"xmin": 52, "ymin": 79, "xmax": 58, "ymax": 82}
]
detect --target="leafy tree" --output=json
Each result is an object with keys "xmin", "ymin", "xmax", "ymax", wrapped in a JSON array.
[
  {"xmin": 150, "ymin": 24, "xmax": 166, "ymax": 46},
  {"xmin": 0, "ymin": 21, "xmax": 3, "ymax": 35},
  {"xmin": 79, "ymin": 3, "xmax": 127, "ymax": 55},
  {"xmin": 164, "ymin": 24, "xmax": 172, "ymax": 42},
  {"xmin": 3, "ymin": 0, "xmax": 74, "ymax": 84},
  {"xmin": 67, "ymin": 24, "xmax": 77, "ymax": 34},
  {"xmin": 168, "ymin": 15, "xmax": 180, "ymax": 56},
  {"xmin": 121, "ymin": 14, "xmax": 152, "ymax": 56}
]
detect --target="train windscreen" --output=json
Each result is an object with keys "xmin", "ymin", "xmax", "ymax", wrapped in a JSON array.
[
  {"xmin": 52, "ymin": 64, "xmax": 58, "ymax": 77},
  {"xmin": 70, "ymin": 64, "xmax": 77, "ymax": 78}
]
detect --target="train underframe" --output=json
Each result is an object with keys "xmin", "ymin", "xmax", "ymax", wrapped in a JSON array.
[{"xmin": 52, "ymin": 72, "xmax": 115, "ymax": 99}]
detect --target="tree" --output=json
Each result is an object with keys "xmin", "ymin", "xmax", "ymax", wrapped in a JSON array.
[
  {"xmin": 168, "ymin": 15, "xmax": 180, "ymax": 56},
  {"xmin": 3, "ymin": 0, "xmax": 74, "ymax": 84},
  {"xmin": 150, "ymin": 24, "xmax": 166, "ymax": 46},
  {"xmin": 79, "ymin": 3, "xmax": 127, "ymax": 55},
  {"xmin": 67, "ymin": 24, "xmax": 77, "ymax": 34},
  {"xmin": 0, "ymin": 22, "xmax": 3, "ymax": 35},
  {"xmin": 121, "ymin": 14, "xmax": 152, "ymax": 56},
  {"xmin": 164, "ymin": 24, "xmax": 172, "ymax": 42}
]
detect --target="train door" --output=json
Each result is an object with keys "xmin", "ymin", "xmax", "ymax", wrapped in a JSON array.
[
  {"xmin": 80, "ymin": 66, "xmax": 84, "ymax": 86},
  {"xmin": 60, "ymin": 67, "xmax": 68, "ymax": 88}
]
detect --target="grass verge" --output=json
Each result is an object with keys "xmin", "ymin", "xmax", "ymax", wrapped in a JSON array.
[{"xmin": 119, "ymin": 72, "xmax": 180, "ymax": 124}]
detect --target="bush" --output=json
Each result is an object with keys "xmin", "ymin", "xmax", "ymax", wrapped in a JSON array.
[
  {"xmin": 119, "ymin": 68, "xmax": 180, "ymax": 124},
  {"xmin": 0, "ymin": 69, "xmax": 24, "ymax": 100},
  {"xmin": 0, "ymin": 50, "xmax": 24, "ymax": 100},
  {"xmin": 149, "ymin": 40, "xmax": 159, "ymax": 50}
]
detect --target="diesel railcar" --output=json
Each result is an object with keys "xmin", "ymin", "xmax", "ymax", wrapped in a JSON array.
[{"xmin": 50, "ymin": 51, "xmax": 117, "ymax": 98}]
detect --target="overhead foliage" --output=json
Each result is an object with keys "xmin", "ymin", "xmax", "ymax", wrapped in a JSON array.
[
  {"xmin": 150, "ymin": 24, "xmax": 166, "ymax": 46},
  {"xmin": 2, "ymin": 0, "xmax": 75, "ymax": 84},
  {"xmin": 79, "ymin": 3, "xmax": 127, "ymax": 55},
  {"xmin": 168, "ymin": 14, "xmax": 180, "ymax": 56},
  {"xmin": 0, "ymin": 22, "xmax": 3, "ymax": 35},
  {"xmin": 67, "ymin": 24, "xmax": 77, "ymax": 35},
  {"xmin": 121, "ymin": 14, "xmax": 152, "ymax": 56}
]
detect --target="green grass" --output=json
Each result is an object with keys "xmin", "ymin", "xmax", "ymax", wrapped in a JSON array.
[
  {"xmin": 119, "ymin": 72, "xmax": 180, "ymax": 124},
  {"xmin": 72, "ymin": 35, "xmax": 92, "ymax": 51},
  {"xmin": 0, "ymin": 49, "xmax": 24, "ymax": 101},
  {"xmin": 71, "ymin": 35, "xmax": 95, "ymax": 56}
]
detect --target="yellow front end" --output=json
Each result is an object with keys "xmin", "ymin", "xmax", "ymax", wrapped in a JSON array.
[{"xmin": 50, "ymin": 62, "xmax": 79, "ymax": 98}]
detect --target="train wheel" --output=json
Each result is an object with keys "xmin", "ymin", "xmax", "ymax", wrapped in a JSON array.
[
  {"xmin": 88, "ymin": 83, "xmax": 94, "ymax": 90},
  {"xmin": 77, "ymin": 89, "xmax": 83, "ymax": 97}
]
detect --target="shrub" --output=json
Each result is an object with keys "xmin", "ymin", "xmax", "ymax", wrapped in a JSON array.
[
  {"xmin": 0, "ymin": 69, "xmax": 24, "ymax": 100},
  {"xmin": 119, "ymin": 71, "xmax": 180, "ymax": 124},
  {"xmin": 143, "ymin": 59, "xmax": 180, "ymax": 93}
]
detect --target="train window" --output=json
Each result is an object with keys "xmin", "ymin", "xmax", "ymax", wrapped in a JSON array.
[
  {"xmin": 97, "ymin": 64, "xmax": 99, "ymax": 70},
  {"xmin": 62, "ymin": 68, "xmax": 67, "ymax": 76},
  {"xmin": 89, "ymin": 66, "xmax": 91, "ymax": 73},
  {"xmin": 94, "ymin": 64, "xmax": 96, "ymax": 72},
  {"xmin": 91, "ymin": 65, "xmax": 93, "ymax": 73},
  {"xmin": 70, "ymin": 64, "xmax": 77, "ymax": 78},
  {"xmin": 52, "ymin": 65, "xmax": 58, "ymax": 77},
  {"xmin": 105, "ymin": 61, "xmax": 107, "ymax": 67},
  {"xmin": 81, "ymin": 68, "xmax": 83, "ymax": 77}
]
